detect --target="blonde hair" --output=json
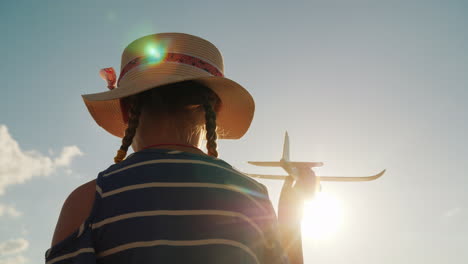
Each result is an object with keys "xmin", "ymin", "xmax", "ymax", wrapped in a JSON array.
[{"xmin": 114, "ymin": 81, "xmax": 221, "ymax": 163}]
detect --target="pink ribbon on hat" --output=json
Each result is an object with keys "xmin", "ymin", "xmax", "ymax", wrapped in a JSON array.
[
  {"xmin": 99, "ymin": 67, "xmax": 117, "ymax": 90},
  {"xmin": 99, "ymin": 53, "xmax": 224, "ymax": 91}
]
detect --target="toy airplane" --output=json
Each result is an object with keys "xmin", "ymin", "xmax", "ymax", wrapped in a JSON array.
[{"xmin": 246, "ymin": 132, "xmax": 385, "ymax": 193}]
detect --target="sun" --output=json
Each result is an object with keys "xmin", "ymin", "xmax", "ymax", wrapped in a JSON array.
[{"xmin": 301, "ymin": 192, "xmax": 343, "ymax": 240}]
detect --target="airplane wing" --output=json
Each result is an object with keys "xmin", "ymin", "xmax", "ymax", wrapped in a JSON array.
[
  {"xmin": 289, "ymin": 162, "xmax": 324, "ymax": 168},
  {"xmin": 319, "ymin": 169, "xmax": 386, "ymax": 182},
  {"xmin": 246, "ymin": 170, "xmax": 385, "ymax": 181},
  {"xmin": 246, "ymin": 173, "xmax": 288, "ymax": 180}
]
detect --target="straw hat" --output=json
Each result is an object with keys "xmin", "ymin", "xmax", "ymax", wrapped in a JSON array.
[{"xmin": 82, "ymin": 33, "xmax": 255, "ymax": 139}]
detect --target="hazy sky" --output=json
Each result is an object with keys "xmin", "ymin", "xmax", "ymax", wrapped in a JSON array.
[{"xmin": 0, "ymin": 0, "xmax": 467, "ymax": 263}]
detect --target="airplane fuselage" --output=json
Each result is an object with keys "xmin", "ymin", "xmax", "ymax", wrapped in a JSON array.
[{"xmin": 280, "ymin": 159, "xmax": 321, "ymax": 198}]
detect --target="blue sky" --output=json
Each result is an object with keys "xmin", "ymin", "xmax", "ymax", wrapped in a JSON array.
[{"xmin": 0, "ymin": 0, "xmax": 467, "ymax": 263}]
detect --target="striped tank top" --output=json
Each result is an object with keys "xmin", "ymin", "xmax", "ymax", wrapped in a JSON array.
[{"xmin": 45, "ymin": 148, "xmax": 289, "ymax": 264}]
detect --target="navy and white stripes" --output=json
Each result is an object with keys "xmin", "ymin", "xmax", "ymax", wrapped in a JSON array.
[{"xmin": 45, "ymin": 149, "xmax": 288, "ymax": 264}]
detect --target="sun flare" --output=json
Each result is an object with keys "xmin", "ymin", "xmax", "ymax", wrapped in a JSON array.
[{"xmin": 301, "ymin": 192, "xmax": 343, "ymax": 240}]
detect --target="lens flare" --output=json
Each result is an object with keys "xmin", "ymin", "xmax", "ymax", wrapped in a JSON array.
[
  {"xmin": 148, "ymin": 47, "xmax": 161, "ymax": 58},
  {"xmin": 301, "ymin": 192, "xmax": 343, "ymax": 240},
  {"xmin": 144, "ymin": 42, "xmax": 167, "ymax": 64}
]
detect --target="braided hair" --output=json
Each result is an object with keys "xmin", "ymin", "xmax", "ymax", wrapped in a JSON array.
[
  {"xmin": 114, "ymin": 81, "xmax": 222, "ymax": 163},
  {"xmin": 203, "ymin": 101, "xmax": 218, "ymax": 157},
  {"xmin": 114, "ymin": 96, "xmax": 142, "ymax": 163}
]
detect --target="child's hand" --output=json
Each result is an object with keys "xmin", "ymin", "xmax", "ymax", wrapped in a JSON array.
[
  {"xmin": 278, "ymin": 168, "xmax": 318, "ymax": 227},
  {"xmin": 277, "ymin": 168, "xmax": 318, "ymax": 264}
]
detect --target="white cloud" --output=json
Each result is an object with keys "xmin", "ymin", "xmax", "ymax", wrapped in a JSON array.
[
  {"xmin": 0, "ymin": 238, "xmax": 29, "ymax": 256},
  {"xmin": 0, "ymin": 204, "xmax": 22, "ymax": 218},
  {"xmin": 0, "ymin": 125, "xmax": 83, "ymax": 195},
  {"xmin": 0, "ymin": 255, "xmax": 28, "ymax": 264},
  {"xmin": 54, "ymin": 146, "xmax": 83, "ymax": 167}
]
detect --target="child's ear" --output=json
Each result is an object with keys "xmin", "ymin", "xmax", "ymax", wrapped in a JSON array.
[{"xmin": 119, "ymin": 99, "xmax": 129, "ymax": 124}]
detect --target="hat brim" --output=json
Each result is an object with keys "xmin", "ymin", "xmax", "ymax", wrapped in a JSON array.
[{"xmin": 82, "ymin": 64, "xmax": 255, "ymax": 139}]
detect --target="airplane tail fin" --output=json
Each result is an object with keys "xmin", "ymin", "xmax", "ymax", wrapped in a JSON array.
[
  {"xmin": 282, "ymin": 131, "xmax": 290, "ymax": 162},
  {"xmin": 248, "ymin": 131, "xmax": 290, "ymax": 166}
]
